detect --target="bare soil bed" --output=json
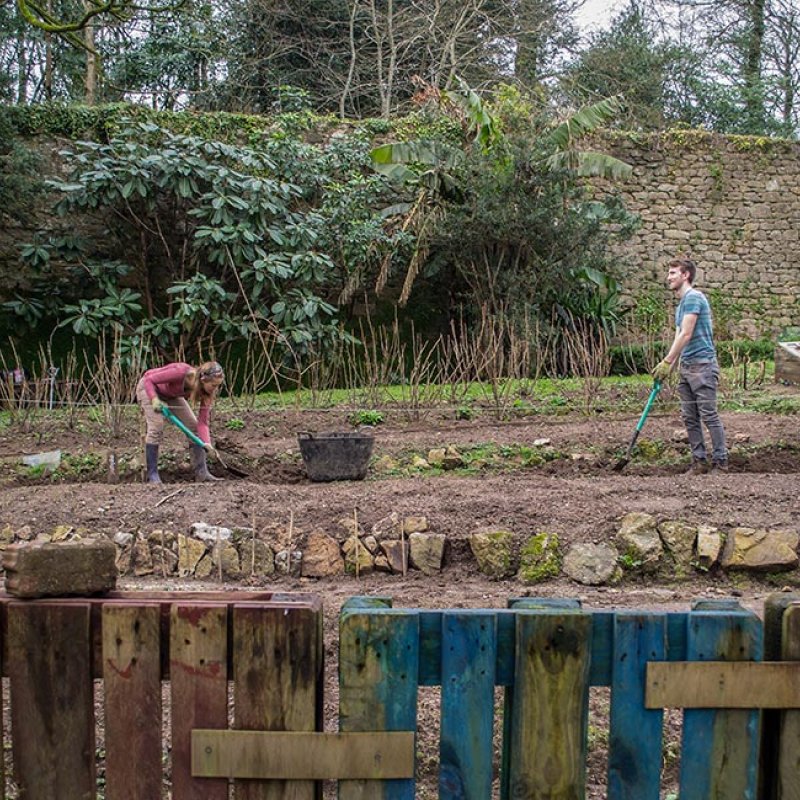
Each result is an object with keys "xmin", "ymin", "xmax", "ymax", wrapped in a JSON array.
[
  {"xmin": 1, "ymin": 398, "xmax": 799, "ymax": 552},
  {"xmin": 0, "ymin": 391, "xmax": 798, "ymax": 798}
]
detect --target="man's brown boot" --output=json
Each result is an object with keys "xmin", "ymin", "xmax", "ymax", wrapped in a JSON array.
[{"xmin": 685, "ymin": 459, "xmax": 709, "ymax": 475}]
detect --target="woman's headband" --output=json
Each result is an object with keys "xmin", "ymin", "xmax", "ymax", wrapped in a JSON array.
[{"xmin": 199, "ymin": 362, "xmax": 224, "ymax": 381}]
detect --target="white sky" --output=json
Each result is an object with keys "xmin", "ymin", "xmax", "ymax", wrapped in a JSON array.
[{"xmin": 574, "ymin": 0, "xmax": 626, "ymax": 32}]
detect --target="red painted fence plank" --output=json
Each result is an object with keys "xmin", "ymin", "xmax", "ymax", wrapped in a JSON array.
[
  {"xmin": 103, "ymin": 603, "xmax": 163, "ymax": 800},
  {"xmin": 171, "ymin": 602, "xmax": 229, "ymax": 800}
]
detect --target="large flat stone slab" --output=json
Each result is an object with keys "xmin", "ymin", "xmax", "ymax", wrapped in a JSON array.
[
  {"xmin": 720, "ymin": 527, "xmax": 799, "ymax": 572},
  {"xmin": 3, "ymin": 538, "xmax": 117, "ymax": 598},
  {"xmin": 775, "ymin": 341, "xmax": 800, "ymax": 386}
]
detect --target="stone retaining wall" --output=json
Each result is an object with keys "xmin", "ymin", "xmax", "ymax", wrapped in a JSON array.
[{"xmin": 2, "ymin": 512, "xmax": 798, "ymax": 588}]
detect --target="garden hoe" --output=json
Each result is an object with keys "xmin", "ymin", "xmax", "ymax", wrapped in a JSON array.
[
  {"xmin": 611, "ymin": 379, "xmax": 662, "ymax": 472},
  {"xmin": 159, "ymin": 406, "xmax": 249, "ymax": 478}
]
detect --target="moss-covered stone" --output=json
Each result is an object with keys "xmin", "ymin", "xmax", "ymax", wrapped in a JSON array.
[
  {"xmin": 0, "ymin": 524, "xmax": 15, "ymax": 547},
  {"xmin": 518, "ymin": 532, "xmax": 561, "ymax": 584}
]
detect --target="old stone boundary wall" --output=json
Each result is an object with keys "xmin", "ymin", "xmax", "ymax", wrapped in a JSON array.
[{"xmin": 597, "ymin": 130, "xmax": 800, "ymax": 337}]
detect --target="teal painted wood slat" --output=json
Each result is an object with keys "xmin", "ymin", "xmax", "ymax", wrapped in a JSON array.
[
  {"xmin": 339, "ymin": 608, "xmax": 419, "ymax": 800},
  {"xmin": 341, "ymin": 597, "xmax": 393, "ymax": 611},
  {"xmin": 607, "ymin": 612, "xmax": 666, "ymax": 800},
  {"xmin": 678, "ymin": 607, "xmax": 762, "ymax": 800},
  {"xmin": 440, "ymin": 611, "xmax": 497, "ymax": 800}
]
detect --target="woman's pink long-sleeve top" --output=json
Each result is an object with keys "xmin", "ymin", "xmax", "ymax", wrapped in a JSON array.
[{"xmin": 141, "ymin": 362, "xmax": 212, "ymax": 443}]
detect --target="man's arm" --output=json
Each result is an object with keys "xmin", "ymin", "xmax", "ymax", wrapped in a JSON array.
[
  {"xmin": 663, "ymin": 312, "xmax": 698, "ymax": 366},
  {"xmin": 653, "ymin": 313, "xmax": 698, "ymax": 379}
]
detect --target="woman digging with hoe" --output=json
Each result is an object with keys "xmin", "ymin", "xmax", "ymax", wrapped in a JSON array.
[{"xmin": 136, "ymin": 361, "xmax": 224, "ymax": 484}]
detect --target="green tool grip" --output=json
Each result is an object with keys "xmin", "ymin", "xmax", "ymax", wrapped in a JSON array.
[
  {"xmin": 634, "ymin": 380, "xmax": 662, "ymax": 433},
  {"xmin": 160, "ymin": 406, "xmax": 206, "ymax": 448}
]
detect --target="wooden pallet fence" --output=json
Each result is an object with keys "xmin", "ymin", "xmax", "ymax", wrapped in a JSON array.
[
  {"xmin": 0, "ymin": 590, "xmax": 323, "ymax": 800},
  {"xmin": 339, "ymin": 596, "xmax": 784, "ymax": 800},
  {"xmin": 4, "ymin": 590, "xmax": 800, "ymax": 798}
]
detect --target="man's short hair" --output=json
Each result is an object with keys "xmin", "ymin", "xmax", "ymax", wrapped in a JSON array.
[{"xmin": 670, "ymin": 256, "xmax": 696, "ymax": 284}]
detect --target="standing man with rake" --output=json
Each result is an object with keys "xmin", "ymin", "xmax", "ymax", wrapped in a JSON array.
[{"xmin": 652, "ymin": 256, "xmax": 728, "ymax": 474}]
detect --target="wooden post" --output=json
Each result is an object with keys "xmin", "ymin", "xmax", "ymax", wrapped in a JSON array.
[
  {"xmin": 353, "ymin": 508, "xmax": 360, "ymax": 580},
  {"xmin": 8, "ymin": 602, "xmax": 96, "ymax": 798},
  {"xmin": 251, "ymin": 507, "xmax": 257, "ymax": 575},
  {"xmin": 171, "ymin": 603, "xmax": 228, "ymax": 800},
  {"xmin": 103, "ymin": 603, "xmax": 163, "ymax": 800}
]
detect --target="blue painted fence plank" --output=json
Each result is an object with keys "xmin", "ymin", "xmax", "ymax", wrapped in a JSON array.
[
  {"xmin": 607, "ymin": 612, "xmax": 666, "ymax": 800},
  {"xmin": 679, "ymin": 607, "xmax": 762, "ymax": 800},
  {"xmin": 439, "ymin": 611, "xmax": 497, "ymax": 800},
  {"xmin": 339, "ymin": 608, "xmax": 419, "ymax": 800}
]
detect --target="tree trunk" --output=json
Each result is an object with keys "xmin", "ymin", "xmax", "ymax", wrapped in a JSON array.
[
  {"xmin": 44, "ymin": 0, "xmax": 53, "ymax": 100},
  {"xmin": 84, "ymin": 13, "xmax": 96, "ymax": 104},
  {"xmin": 743, "ymin": 0, "xmax": 766, "ymax": 131},
  {"xmin": 17, "ymin": 20, "xmax": 28, "ymax": 104},
  {"xmin": 384, "ymin": 0, "xmax": 396, "ymax": 117},
  {"xmin": 340, "ymin": 0, "xmax": 360, "ymax": 118},
  {"xmin": 44, "ymin": 34, "xmax": 53, "ymax": 100}
]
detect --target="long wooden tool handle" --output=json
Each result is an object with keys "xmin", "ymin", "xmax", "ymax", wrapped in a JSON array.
[
  {"xmin": 160, "ymin": 407, "xmax": 206, "ymax": 447},
  {"xmin": 634, "ymin": 381, "xmax": 661, "ymax": 433}
]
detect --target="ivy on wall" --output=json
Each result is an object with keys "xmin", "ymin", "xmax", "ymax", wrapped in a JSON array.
[{"xmin": 2, "ymin": 102, "xmax": 464, "ymax": 148}]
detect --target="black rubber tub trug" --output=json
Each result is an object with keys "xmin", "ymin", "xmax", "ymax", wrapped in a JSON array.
[{"xmin": 297, "ymin": 432, "xmax": 375, "ymax": 481}]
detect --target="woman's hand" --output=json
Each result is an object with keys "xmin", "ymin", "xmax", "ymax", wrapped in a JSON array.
[{"xmin": 151, "ymin": 396, "xmax": 165, "ymax": 412}]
